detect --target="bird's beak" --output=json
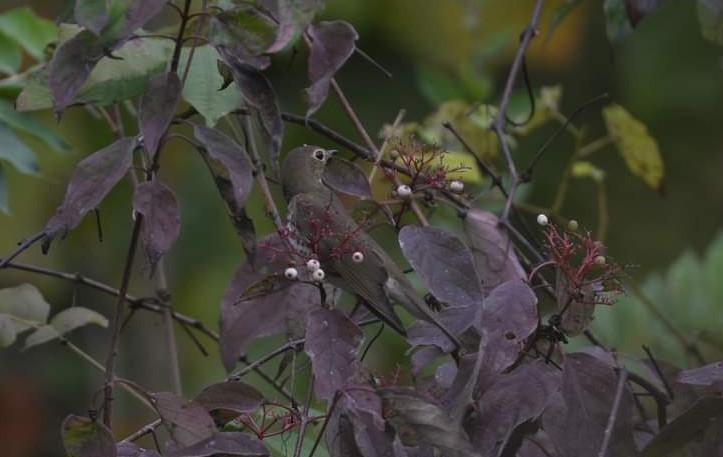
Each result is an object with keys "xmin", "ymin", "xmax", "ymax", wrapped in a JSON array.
[{"xmin": 327, "ymin": 149, "xmax": 338, "ymax": 155}]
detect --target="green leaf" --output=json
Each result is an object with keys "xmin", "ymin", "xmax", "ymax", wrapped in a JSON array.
[
  {"xmin": 572, "ymin": 161, "xmax": 606, "ymax": 182},
  {"xmin": 0, "ymin": 314, "xmax": 18, "ymax": 347},
  {"xmin": 592, "ymin": 230, "xmax": 723, "ymax": 363},
  {"xmin": 439, "ymin": 151, "xmax": 483, "ymax": 184},
  {"xmin": 511, "ymin": 85, "xmax": 562, "ymax": 135},
  {"xmin": 25, "ymin": 307, "xmax": 109, "ymax": 349},
  {"xmin": 0, "ymin": 99, "xmax": 70, "ymax": 152},
  {"xmin": 416, "ymin": 65, "xmax": 468, "ymax": 106},
  {"xmin": 62, "ymin": 415, "xmax": 116, "ymax": 457},
  {"xmin": 14, "ymin": 69, "xmax": 52, "ymax": 111},
  {"xmin": 602, "ymin": 103, "xmax": 664, "ymax": 193},
  {"xmin": 0, "ymin": 122, "xmax": 40, "ymax": 175},
  {"xmin": 0, "ymin": 283, "xmax": 51, "ymax": 332},
  {"xmin": 697, "ymin": 0, "xmax": 723, "ymax": 47},
  {"xmin": 0, "ymin": 32, "xmax": 22, "ymax": 74},
  {"xmin": 179, "ymin": 46, "xmax": 243, "ymax": 126},
  {"xmin": 0, "ymin": 8, "xmax": 57, "ymax": 60}
]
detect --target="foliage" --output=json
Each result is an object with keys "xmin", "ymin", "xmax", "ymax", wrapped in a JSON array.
[{"xmin": 0, "ymin": 2, "xmax": 721, "ymax": 457}]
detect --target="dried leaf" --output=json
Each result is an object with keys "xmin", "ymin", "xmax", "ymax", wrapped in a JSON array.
[
  {"xmin": 322, "ymin": 156, "xmax": 372, "ymax": 199},
  {"xmin": 133, "ymin": 180, "xmax": 181, "ymax": 273},
  {"xmin": 25, "ymin": 306, "xmax": 108, "ymax": 349},
  {"xmin": 675, "ymin": 361, "xmax": 723, "ymax": 393},
  {"xmin": 306, "ymin": 21, "xmax": 358, "ymax": 117},
  {"xmin": 139, "ymin": 72, "xmax": 181, "ymax": 155},
  {"xmin": 48, "ymin": 30, "xmax": 105, "ymax": 114},
  {"xmin": 42, "ymin": 137, "xmax": 136, "ymax": 252},
  {"xmin": 193, "ymin": 125, "xmax": 253, "ymax": 211},
  {"xmin": 305, "ymin": 307, "xmax": 364, "ymax": 401},
  {"xmin": 464, "ymin": 210, "xmax": 525, "ymax": 294},
  {"xmin": 149, "ymin": 392, "xmax": 216, "ymax": 448},
  {"xmin": 542, "ymin": 353, "xmax": 637, "ymax": 457},
  {"xmin": 470, "ymin": 360, "xmax": 561, "ymax": 456},
  {"xmin": 378, "ymin": 387, "xmax": 476, "ymax": 457},
  {"xmin": 62, "ymin": 415, "xmax": 116, "ymax": 457},
  {"xmin": 398, "ymin": 225, "xmax": 485, "ymax": 308},
  {"xmin": 639, "ymin": 396, "xmax": 723, "ymax": 457},
  {"xmin": 218, "ymin": 54, "xmax": 283, "ymax": 172},
  {"xmin": 603, "ymin": 103, "xmax": 664, "ymax": 193},
  {"xmin": 263, "ymin": 0, "xmax": 324, "ymax": 53},
  {"xmin": 194, "ymin": 381, "xmax": 264, "ymax": 415},
  {"xmin": 165, "ymin": 432, "xmax": 268, "ymax": 457}
]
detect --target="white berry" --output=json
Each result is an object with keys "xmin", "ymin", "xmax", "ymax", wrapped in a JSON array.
[
  {"xmin": 536, "ymin": 213, "xmax": 549, "ymax": 226},
  {"xmin": 568, "ymin": 219, "xmax": 579, "ymax": 231},
  {"xmin": 449, "ymin": 180, "xmax": 464, "ymax": 193},
  {"xmin": 594, "ymin": 255, "xmax": 606, "ymax": 266},
  {"xmin": 306, "ymin": 259, "xmax": 321, "ymax": 271},
  {"xmin": 352, "ymin": 251, "xmax": 364, "ymax": 263},
  {"xmin": 284, "ymin": 267, "xmax": 298, "ymax": 280},
  {"xmin": 312, "ymin": 268, "xmax": 325, "ymax": 281},
  {"xmin": 397, "ymin": 184, "xmax": 412, "ymax": 199}
]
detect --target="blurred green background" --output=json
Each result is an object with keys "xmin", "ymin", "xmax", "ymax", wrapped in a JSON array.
[{"xmin": 0, "ymin": 1, "xmax": 722, "ymax": 455}]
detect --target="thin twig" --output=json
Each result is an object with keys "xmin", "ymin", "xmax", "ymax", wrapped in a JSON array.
[
  {"xmin": 238, "ymin": 357, "xmax": 296, "ymax": 404},
  {"xmin": 642, "ymin": 345, "xmax": 675, "ymax": 401},
  {"xmin": 369, "ymin": 109, "xmax": 405, "ymax": 182},
  {"xmin": 103, "ymin": 217, "xmax": 143, "ymax": 426},
  {"xmin": 625, "ymin": 370, "xmax": 668, "ymax": 429},
  {"xmin": 1, "ymin": 260, "xmax": 218, "ymax": 341},
  {"xmin": 230, "ymin": 339, "xmax": 305, "ymax": 380},
  {"xmin": 120, "ymin": 419, "xmax": 163, "ymax": 443},
  {"xmin": 0, "ymin": 231, "xmax": 44, "ymax": 269},
  {"xmin": 308, "ymin": 392, "xmax": 341, "ymax": 457},
  {"xmin": 598, "ymin": 368, "xmax": 628, "ymax": 457},
  {"xmin": 293, "ymin": 377, "xmax": 315, "ymax": 457}
]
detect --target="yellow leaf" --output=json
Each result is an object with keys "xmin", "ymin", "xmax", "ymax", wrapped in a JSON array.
[
  {"xmin": 438, "ymin": 151, "xmax": 483, "ymax": 184},
  {"xmin": 602, "ymin": 104, "xmax": 664, "ymax": 194}
]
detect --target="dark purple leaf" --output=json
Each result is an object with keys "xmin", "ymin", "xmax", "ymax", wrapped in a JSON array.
[
  {"xmin": 470, "ymin": 360, "xmax": 561, "ymax": 456},
  {"xmin": 475, "ymin": 280, "xmax": 538, "ymax": 389},
  {"xmin": 75, "ymin": 0, "xmax": 110, "ymax": 35},
  {"xmin": 542, "ymin": 353, "xmax": 636, "ymax": 457},
  {"xmin": 516, "ymin": 430, "xmax": 559, "ymax": 457},
  {"xmin": 351, "ymin": 412, "xmax": 409, "ymax": 457},
  {"xmin": 115, "ymin": 0, "xmax": 168, "ymax": 38},
  {"xmin": 193, "ymin": 125, "xmax": 253, "ymax": 211},
  {"xmin": 42, "ymin": 137, "xmax": 136, "ymax": 252},
  {"xmin": 305, "ymin": 307, "xmax": 364, "ymax": 401},
  {"xmin": 220, "ymin": 233, "xmax": 334, "ymax": 372},
  {"xmin": 208, "ymin": 6, "xmax": 277, "ymax": 69},
  {"xmin": 116, "ymin": 442, "xmax": 161, "ymax": 457},
  {"xmin": 262, "ymin": 0, "xmax": 324, "ymax": 53},
  {"xmin": 463, "ymin": 210, "xmax": 525, "ymax": 294},
  {"xmin": 139, "ymin": 72, "xmax": 181, "ymax": 155},
  {"xmin": 322, "ymin": 156, "xmax": 372, "ymax": 199},
  {"xmin": 378, "ymin": 387, "xmax": 477, "ymax": 457},
  {"xmin": 639, "ymin": 396, "xmax": 723, "ymax": 457},
  {"xmin": 149, "ymin": 392, "xmax": 216, "ymax": 447},
  {"xmin": 435, "ymin": 362, "xmax": 457, "ymax": 389},
  {"xmin": 326, "ymin": 411, "xmax": 365, "ymax": 457},
  {"xmin": 49, "ymin": 30, "xmax": 105, "ymax": 114},
  {"xmin": 61, "ymin": 415, "xmax": 116, "ymax": 457},
  {"xmin": 194, "ymin": 381, "xmax": 264, "ymax": 415},
  {"xmin": 305, "ymin": 21, "xmax": 359, "ymax": 117},
  {"xmin": 133, "ymin": 180, "xmax": 180, "ymax": 274},
  {"xmin": 166, "ymin": 432, "xmax": 268, "ymax": 457},
  {"xmin": 218, "ymin": 52, "xmax": 282, "ymax": 171},
  {"xmin": 410, "ymin": 345, "xmax": 443, "ymax": 375},
  {"xmin": 675, "ymin": 361, "xmax": 723, "ymax": 393},
  {"xmin": 398, "ymin": 225, "xmax": 485, "ymax": 308}
]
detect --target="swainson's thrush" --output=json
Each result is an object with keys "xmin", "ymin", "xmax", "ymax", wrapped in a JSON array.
[{"xmin": 280, "ymin": 145, "xmax": 459, "ymax": 348}]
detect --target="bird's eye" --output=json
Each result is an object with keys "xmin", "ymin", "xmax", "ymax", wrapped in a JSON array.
[{"xmin": 312, "ymin": 148, "xmax": 326, "ymax": 161}]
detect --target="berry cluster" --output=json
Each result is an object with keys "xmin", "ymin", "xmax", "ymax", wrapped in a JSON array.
[{"xmin": 386, "ymin": 140, "xmax": 468, "ymax": 198}]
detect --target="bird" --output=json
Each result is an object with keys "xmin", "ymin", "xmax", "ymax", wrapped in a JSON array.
[{"xmin": 280, "ymin": 145, "xmax": 460, "ymax": 350}]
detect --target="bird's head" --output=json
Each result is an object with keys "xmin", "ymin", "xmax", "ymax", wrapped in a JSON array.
[{"xmin": 281, "ymin": 145, "xmax": 335, "ymax": 199}]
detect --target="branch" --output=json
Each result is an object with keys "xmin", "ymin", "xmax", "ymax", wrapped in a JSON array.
[
  {"xmin": 598, "ymin": 368, "xmax": 628, "ymax": 457},
  {"xmin": 293, "ymin": 376, "xmax": 315, "ymax": 457},
  {"xmin": 0, "ymin": 231, "xmax": 44, "ymax": 269}
]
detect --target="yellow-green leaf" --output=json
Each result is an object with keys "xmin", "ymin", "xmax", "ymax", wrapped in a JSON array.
[
  {"xmin": 602, "ymin": 104, "xmax": 664, "ymax": 193},
  {"xmin": 438, "ymin": 151, "xmax": 483, "ymax": 184},
  {"xmin": 572, "ymin": 161, "xmax": 606, "ymax": 182}
]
